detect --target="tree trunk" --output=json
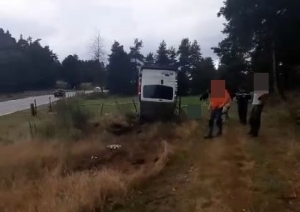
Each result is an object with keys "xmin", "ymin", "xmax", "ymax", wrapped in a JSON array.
[{"xmin": 271, "ymin": 40, "xmax": 279, "ymax": 94}]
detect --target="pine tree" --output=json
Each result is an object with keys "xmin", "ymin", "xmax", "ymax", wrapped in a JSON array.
[
  {"xmin": 156, "ymin": 40, "xmax": 170, "ymax": 66},
  {"xmin": 190, "ymin": 40, "xmax": 202, "ymax": 69},
  {"xmin": 177, "ymin": 38, "xmax": 192, "ymax": 95},
  {"xmin": 145, "ymin": 52, "xmax": 154, "ymax": 64},
  {"xmin": 107, "ymin": 41, "xmax": 134, "ymax": 95},
  {"xmin": 168, "ymin": 46, "xmax": 177, "ymax": 67}
]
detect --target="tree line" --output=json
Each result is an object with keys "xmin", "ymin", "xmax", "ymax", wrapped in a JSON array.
[
  {"xmin": 0, "ymin": 29, "xmax": 217, "ymax": 95},
  {"xmin": 0, "ymin": 29, "xmax": 105, "ymax": 93},
  {"xmin": 1, "ymin": 0, "xmax": 300, "ymax": 96},
  {"xmin": 214, "ymin": 0, "xmax": 300, "ymax": 95},
  {"xmin": 107, "ymin": 38, "xmax": 217, "ymax": 95}
]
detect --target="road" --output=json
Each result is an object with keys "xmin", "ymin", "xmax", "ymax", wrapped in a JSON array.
[{"xmin": 0, "ymin": 91, "xmax": 92, "ymax": 116}]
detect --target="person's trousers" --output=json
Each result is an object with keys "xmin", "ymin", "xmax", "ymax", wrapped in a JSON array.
[
  {"xmin": 238, "ymin": 102, "xmax": 248, "ymax": 124},
  {"xmin": 207, "ymin": 107, "xmax": 223, "ymax": 136},
  {"xmin": 222, "ymin": 106, "xmax": 230, "ymax": 121},
  {"xmin": 249, "ymin": 104, "xmax": 264, "ymax": 136}
]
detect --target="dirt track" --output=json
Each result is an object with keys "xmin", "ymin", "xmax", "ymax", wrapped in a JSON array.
[{"xmin": 117, "ymin": 104, "xmax": 300, "ymax": 212}]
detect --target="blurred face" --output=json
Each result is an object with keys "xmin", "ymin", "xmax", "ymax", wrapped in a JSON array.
[{"xmin": 210, "ymin": 80, "xmax": 225, "ymax": 98}]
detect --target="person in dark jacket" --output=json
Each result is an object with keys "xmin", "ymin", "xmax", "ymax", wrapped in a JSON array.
[
  {"xmin": 200, "ymin": 89, "xmax": 209, "ymax": 102},
  {"xmin": 235, "ymin": 87, "xmax": 251, "ymax": 125},
  {"xmin": 248, "ymin": 91, "xmax": 268, "ymax": 137}
]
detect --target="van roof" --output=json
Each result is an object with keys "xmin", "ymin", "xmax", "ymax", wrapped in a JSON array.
[{"xmin": 141, "ymin": 64, "xmax": 177, "ymax": 72}]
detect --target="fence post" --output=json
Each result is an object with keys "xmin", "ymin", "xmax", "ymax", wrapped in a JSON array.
[
  {"xmin": 49, "ymin": 97, "xmax": 53, "ymax": 112},
  {"xmin": 178, "ymin": 96, "xmax": 182, "ymax": 114},
  {"xmin": 34, "ymin": 99, "xmax": 37, "ymax": 116},
  {"xmin": 100, "ymin": 103, "xmax": 104, "ymax": 116},
  {"xmin": 34, "ymin": 123, "xmax": 37, "ymax": 135},
  {"xmin": 30, "ymin": 103, "xmax": 35, "ymax": 117},
  {"xmin": 28, "ymin": 121, "xmax": 33, "ymax": 138},
  {"xmin": 115, "ymin": 100, "xmax": 121, "ymax": 113},
  {"xmin": 132, "ymin": 99, "xmax": 138, "ymax": 113}
]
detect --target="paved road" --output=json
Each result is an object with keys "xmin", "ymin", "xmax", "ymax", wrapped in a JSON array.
[{"xmin": 0, "ymin": 91, "xmax": 92, "ymax": 116}]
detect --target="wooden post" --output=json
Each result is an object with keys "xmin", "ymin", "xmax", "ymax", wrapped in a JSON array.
[
  {"xmin": 30, "ymin": 103, "xmax": 35, "ymax": 117},
  {"xmin": 100, "ymin": 103, "xmax": 104, "ymax": 116},
  {"xmin": 132, "ymin": 99, "xmax": 138, "ymax": 113},
  {"xmin": 34, "ymin": 99, "xmax": 37, "ymax": 116},
  {"xmin": 49, "ymin": 97, "xmax": 53, "ymax": 112},
  {"xmin": 115, "ymin": 100, "xmax": 121, "ymax": 113},
  {"xmin": 28, "ymin": 122, "xmax": 33, "ymax": 138},
  {"xmin": 34, "ymin": 123, "xmax": 37, "ymax": 135},
  {"xmin": 178, "ymin": 96, "xmax": 182, "ymax": 114}
]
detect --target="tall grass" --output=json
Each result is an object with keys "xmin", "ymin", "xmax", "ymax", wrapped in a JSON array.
[
  {"xmin": 0, "ymin": 137, "xmax": 172, "ymax": 212},
  {"xmin": 38, "ymin": 99, "xmax": 92, "ymax": 140}
]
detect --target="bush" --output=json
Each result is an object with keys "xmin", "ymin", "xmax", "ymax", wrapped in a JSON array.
[
  {"xmin": 55, "ymin": 99, "xmax": 91, "ymax": 131},
  {"xmin": 83, "ymin": 92, "xmax": 109, "ymax": 100},
  {"xmin": 56, "ymin": 80, "xmax": 68, "ymax": 89},
  {"xmin": 38, "ymin": 121, "xmax": 57, "ymax": 139},
  {"xmin": 80, "ymin": 82, "xmax": 93, "ymax": 90},
  {"xmin": 38, "ymin": 99, "xmax": 92, "ymax": 140}
]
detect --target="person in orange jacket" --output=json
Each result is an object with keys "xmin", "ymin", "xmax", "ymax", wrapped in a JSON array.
[{"xmin": 204, "ymin": 88, "xmax": 231, "ymax": 139}]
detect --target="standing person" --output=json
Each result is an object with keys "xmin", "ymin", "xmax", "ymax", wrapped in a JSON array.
[
  {"xmin": 204, "ymin": 88, "xmax": 231, "ymax": 139},
  {"xmin": 199, "ymin": 89, "xmax": 210, "ymax": 102},
  {"xmin": 248, "ymin": 91, "xmax": 268, "ymax": 137},
  {"xmin": 236, "ymin": 87, "xmax": 251, "ymax": 125},
  {"xmin": 222, "ymin": 95, "xmax": 231, "ymax": 122}
]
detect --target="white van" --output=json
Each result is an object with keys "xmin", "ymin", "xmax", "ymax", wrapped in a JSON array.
[
  {"xmin": 138, "ymin": 65, "xmax": 178, "ymax": 121},
  {"xmin": 93, "ymin": 87, "xmax": 101, "ymax": 93}
]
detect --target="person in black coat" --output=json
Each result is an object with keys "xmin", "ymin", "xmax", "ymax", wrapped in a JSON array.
[
  {"xmin": 235, "ymin": 87, "xmax": 251, "ymax": 125},
  {"xmin": 199, "ymin": 89, "xmax": 210, "ymax": 102}
]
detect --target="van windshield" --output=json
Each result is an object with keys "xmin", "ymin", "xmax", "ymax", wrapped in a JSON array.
[{"xmin": 143, "ymin": 85, "xmax": 173, "ymax": 100}]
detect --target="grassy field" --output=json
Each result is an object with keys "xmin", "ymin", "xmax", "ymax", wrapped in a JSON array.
[
  {"xmin": 0, "ymin": 95, "xmax": 203, "ymax": 143},
  {"xmin": 1, "ymin": 93, "xmax": 300, "ymax": 212},
  {"xmin": 0, "ymin": 105, "xmax": 50, "ymax": 143}
]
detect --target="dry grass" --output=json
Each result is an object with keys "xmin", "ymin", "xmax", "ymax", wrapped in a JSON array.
[
  {"xmin": 2, "ymin": 93, "xmax": 300, "ymax": 212},
  {"xmin": 0, "ymin": 120, "xmax": 175, "ymax": 212},
  {"xmin": 114, "ymin": 94, "xmax": 300, "ymax": 212}
]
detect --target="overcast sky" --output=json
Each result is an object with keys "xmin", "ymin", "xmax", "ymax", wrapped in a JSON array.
[{"xmin": 0, "ymin": 0, "xmax": 225, "ymax": 64}]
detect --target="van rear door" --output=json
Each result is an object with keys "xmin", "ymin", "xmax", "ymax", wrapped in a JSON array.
[{"xmin": 141, "ymin": 69, "xmax": 176, "ymax": 102}]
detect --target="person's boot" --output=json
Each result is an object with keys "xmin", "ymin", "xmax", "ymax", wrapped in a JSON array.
[
  {"xmin": 251, "ymin": 128, "xmax": 258, "ymax": 137},
  {"xmin": 251, "ymin": 133, "xmax": 258, "ymax": 137},
  {"xmin": 216, "ymin": 131, "xmax": 222, "ymax": 137},
  {"xmin": 204, "ymin": 128, "xmax": 213, "ymax": 139},
  {"xmin": 204, "ymin": 134, "xmax": 213, "ymax": 139}
]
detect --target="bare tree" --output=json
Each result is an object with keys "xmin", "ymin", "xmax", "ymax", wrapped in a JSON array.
[
  {"xmin": 89, "ymin": 32, "xmax": 104, "ymax": 62},
  {"xmin": 89, "ymin": 32, "xmax": 105, "ymax": 92}
]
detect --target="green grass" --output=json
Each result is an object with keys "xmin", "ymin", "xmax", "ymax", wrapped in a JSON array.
[
  {"xmin": 0, "ymin": 95, "xmax": 204, "ymax": 143},
  {"xmin": 181, "ymin": 96, "xmax": 202, "ymax": 105},
  {"xmin": 0, "ymin": 106, "xmax": 49, "ymax": 143},
  {"xmin": 82, "ymin": 95, "xmax": 205, "ymax": 118},
  {"xmin": 84, "ymin": 95, "xmax": 201, "ymax": 105}
]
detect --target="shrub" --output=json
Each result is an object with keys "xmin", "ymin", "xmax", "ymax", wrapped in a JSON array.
[
  {"xmin": 38, "ymin": 99, "xmax": 92, "ymax": 140},
  {"xmin": 38, "ymin": 121, "xmax": 57, "ymax": 139},
  {"xmin": 82, "ymin": 92, "xmax": 109, "ymax": 100},
  {"xmin": 55, "ymin": 99, "xmax": 91, "ymax": 131},
  {"xmin": 55, "ymin": 80, "xmax": 68, "ymax": 89}
]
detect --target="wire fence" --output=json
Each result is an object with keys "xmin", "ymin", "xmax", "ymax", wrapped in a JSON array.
[
  {"xmin": 10, "ymin": 92, "xmax": 209, "ymax": 121},
  {"xmin": 78, "ymin": 99, "xmax": 207, "ymax": 119},
  {"xmin": 79, "ymin": 100, "xmax": 139, "ymax": 117}
]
